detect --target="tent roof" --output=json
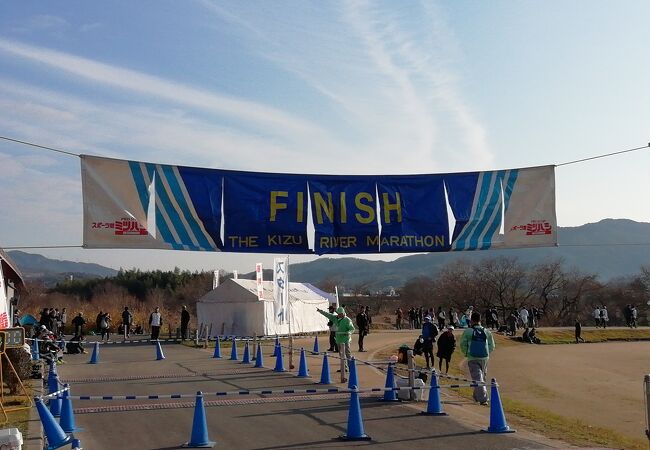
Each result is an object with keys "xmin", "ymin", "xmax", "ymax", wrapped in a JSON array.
[
  {"xmin": 0, "ymin": 248, "xmax": 25, "ymax": 292},
  {"xmin": 198, "ymin": 278, "xmax": 335, "ymax": 304}
]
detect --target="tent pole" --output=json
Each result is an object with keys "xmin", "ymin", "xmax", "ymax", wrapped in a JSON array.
[{"xmin": 287, "ymin": 255, "xmax": 294, "ymax": 370}]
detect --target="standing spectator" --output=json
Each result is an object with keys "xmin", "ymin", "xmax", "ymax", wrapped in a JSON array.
[
  {"xmin": 450, "ymin": 309, "xmax": 459, "ymax": 327},
  {"xmin": 317, "ymin": 306, "xmax": 355, "ymax": 383},
  {"xmin": 507, "ymin": 311, "xmax": 518, "ymax": 336},
  {"xmin": 593, "ymin": 306, "xmax": 601, "ymax": 327},
  {"xmin": 408, "ymin": 307, "xmax": 415, "ymax": 329},
  {"xmin": 623, "ymin": 304, "xmax": 632, "ymax": 328},
  {"xmin": 60, "ymin": 308, "xmax": 67, "ymax": 336},
  {"xmin": 600, "ymin": 306, "xmax": 608, "ymax": 328},
  {"xmin": 421, "ymin": 316, "xmax": 438, "ymax": 369},
  {"xmin": 355, "ymin": 306, "xmax": 369, "ymax": 352},
  {"xmin": 149, "ymin": 307, "xmax": 163, "ymax": 341},
  {"xmin": 519, "ymin": 306, "xmax": 529, "ymax": 329},
  {"xmin": 630, "ymin": 305, "xmax": 638, "ymax": 328},
  {"xmin": 437, "ymin": 306, "xmax": 446, "ymax": 329},
  {"xmin": 416, "ymin": 307, "xmax": 423, "ymax": 328},
  {"xmin": 436, "ymin": 325, "xmax": 456, "ymax": 373},
  {"xmin": 460, "ymin": 312, "xmax": 495, "ymax": 405},
  {"xmin": 48, "ymin": 308, "xmax": 58, "ymax": 336},
  {"xmin": 575, "ymin": 318, "xmax": 585, "ymax": 343},
  {"xmin": 71, "ymin": 312, "xmax": 86, "ymax": 336},
  {"xmin": 326, "ymin": 304, "xmax": 339, "ymax": 353},
  {"xmin": 528, "ymin": 306, "xmax": 536, "ymax": 327},
  {"xmin": 39, "ymin": 308, "xmax": 50, "ymax": 328},
  {"xmin": 395, "ymin": 308, "xmax": 403, "ymax": 330},
  {"xmin": 95, "ymin": 311, "xmax": 104, "ymax": 334},
  {"xmin": 180, "ymin": 305, "xmax": 191, "ymax": 341},
  {"xmin": 99, "ymin": 313, "xmax": 111, "ymax": 341},
  {"xmin": 490, "ymin": 307, "xmax": 499, "ymax": 330},
  {"xmin": 121, "ymin": 307, "xmax": 133, "ymax": 338}
]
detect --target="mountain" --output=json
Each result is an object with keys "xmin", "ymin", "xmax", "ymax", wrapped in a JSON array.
[
  {"xmin": 7, "ymin": 250, "xmax": 118, "ymax": 283},
  {"xmin": 289, "ymin": 219, "xmax": 650, "ymax": 289}
]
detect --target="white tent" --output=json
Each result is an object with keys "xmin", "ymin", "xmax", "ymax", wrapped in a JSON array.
[{"xmin": 196, "ymin": 278, "xmax": 334, "ymax": 336}]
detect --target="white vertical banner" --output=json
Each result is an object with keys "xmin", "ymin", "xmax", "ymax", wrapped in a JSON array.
[
  {"xmin": 0, "ymin": 263, "xmax": 9, "ymax": 329},
  {"xmin": 255, "ymin": 263, "xmax": 264, "ymax": 300},
  {"xmin": 273, "ymin": 257, "xmax": 288, "ymax": 324},
  {"xmin": 232, "ymin": 270, "xmax": 238, "ymax": 280},
  {"xmin": 334, "ymin": 286, "xmax": 340, "ymax": 308},
  {"xmin": 213, "ymin": 269, "xmax": 221, "ymax": 289}
]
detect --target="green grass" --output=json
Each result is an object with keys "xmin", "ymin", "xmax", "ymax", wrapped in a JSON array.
[{"xmin": 534, "ymin": 327, "xmax": 650, "ymax": 345}]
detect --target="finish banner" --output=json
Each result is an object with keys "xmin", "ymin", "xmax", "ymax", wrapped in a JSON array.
[{"xmin": 81, "ymin": 155, "xmax": 557, "ymax": 254}]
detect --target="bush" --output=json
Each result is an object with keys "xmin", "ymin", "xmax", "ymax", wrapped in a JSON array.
[{"xmin": 2, "ymin": 347, "xmax": 32, "ymax": 394}]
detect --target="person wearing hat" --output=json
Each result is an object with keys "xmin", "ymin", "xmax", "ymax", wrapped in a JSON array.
[
  {"xmin": 317, "ymin": 305, "xmax": 355, "ymax": 382},
  {"xmin": 325, "ymin": 304, "xmax": 339, "ymax": 353},
  {"xmin": 436, "ymin": 325, "xmax": 456, "ymax": 373},
  {"xmin": 421, "ymin": 316, "xmax": 438, "ymax": 369}
]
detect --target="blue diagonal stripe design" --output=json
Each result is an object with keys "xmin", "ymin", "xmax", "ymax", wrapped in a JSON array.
[
  {"xmin": 453, "ymin": 172, "xmax": 493, "ymax": 250},
  {"xmin": 468, "ymin": 170, "xmax": 505, "ymax": 250}
]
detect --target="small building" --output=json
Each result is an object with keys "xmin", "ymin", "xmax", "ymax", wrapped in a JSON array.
[
  {"xmin": 0, "ymin": 248, "xmax": 26, "ymax": 328},
  {"xmin": 196, "ymin": 278, "xmax": 333, "ymax": 337}
]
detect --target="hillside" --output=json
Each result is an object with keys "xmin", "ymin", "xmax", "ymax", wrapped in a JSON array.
[{"xmin": 7, "ymin": 250, "xmax": 118, "ymax": 283}]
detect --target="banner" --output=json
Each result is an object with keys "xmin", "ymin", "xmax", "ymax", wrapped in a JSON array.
[
  {"xmin": 0, "ymin": 263, "xmax": 9, "ymax": 329},
  {"xmin": 81, "ymin": 155, "xmax": 557, "ymax": 254},
  {"xmin": 212, "ymin": 269, "xmax": 220, "ymax": 289},
  {"xmin": 273, "ymin": 257, "xmax": 288, "ymax": 324},
  {"xmin": 255, "ymin": 263, "xmax": 264, "ymax": 300}
]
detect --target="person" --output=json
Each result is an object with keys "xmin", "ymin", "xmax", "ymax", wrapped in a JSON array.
[
  {"xmin": 149, "ymin": 307, "xmax": 163, "ymax": 341},
  {"xmin": 529, "ymin": 328, "xmax": 541, "ymax": 344},
  {"xmin": 355, "ymin": 306, "xmax": 369, "ymax": 352},
  {"xmin": 631, "ymin": 305, "xmax": 638, "ymax": 328},
  {"xmin": 490, "ymin": 307, "xmax": 499, "ymax": 330},
  {"xmin": 451, "ymin": 309, "xmax": 459, "ymax": 327},
  {"xmin": 421, "ymin": 316, "xmax": 438, "ymax": 369},
  {"xmin": 436, "ymin": 325, "xmax": 456, "ymax": 373},
  {"xmin": 600, "ymin": 305, "xmax": 608, "ymax": 329},
  {"xmin": 180, "ymin": 305, "xmax": 191, "ymax": 340},
  {"xmin": 66, "ymin": 333, "xmax": 86, "ymax": 354},
  {"xmin": 593, "ymin": 306, "xmax": 601, "ymax": 327},
  {"xmin": 99, "ymin": 312, "xmax": 111, "ymax": 341},
  {"xmin": 326, "ymin": 304, "xmax": 339, "ymax": 353},
  {"xmin": 575, "ymin": 318, "xmax": 585, "ymax": 343},
  {"xmin": 71, "ymin": 312, "xmax": 86, "ymax": 336},
  {"xmin": 519, "ymin": 306, "xmax": 529, "ymax": 329},
  {"xmin": 395, "ymin": 307, "xmax": 403, "ymax": 330},
  {"xmin": 408, "ymin": 307, "xmax": 416, "ymax": 329},
  {"xmin": 95, "ymin": 311, "xmax": 104, "ymax": 334},
  {"xmin": 365, "ymin": 306, "xmax": 372, "ymax": 333},
  {"xmin": 460, "ymin": 312, "xmax": 495, "ymax": 405},
  {"xmin": 624, "ymin": 304, "xmax": 632, "ymax": 328},
  {"xmin": 317, "ymin": 306, "xmax": 355, "ymax": 382},
  {"xmin": 522, "ymin": 327, "xmax": 532, "ymax": 343},
  {"xmin": 507, "ymin": 311, "xmax": 518, "ymax": 336},
  {"xmin": 121, "ymin": 307, "xmax": 133, "ymax": 338},
  {"xmin": 436, "ymin": 306, "xmax": 446, "ymax": 329},
  {"xmin": 60, "ymin": 308, "xmax": 67, "ymax": 336}
]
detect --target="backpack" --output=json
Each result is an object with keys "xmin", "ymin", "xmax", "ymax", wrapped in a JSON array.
[{"xmin": 469, "ymin": 327, "xmax": 489, "ymax": 358}]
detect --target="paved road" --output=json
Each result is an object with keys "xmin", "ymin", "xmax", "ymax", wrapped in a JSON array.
[{"xmin": 55, "ymin": 339, "xmax": 559, "ymax": 450}]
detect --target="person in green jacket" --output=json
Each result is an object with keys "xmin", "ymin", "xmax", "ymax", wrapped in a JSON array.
[
  {"xmin": 460, "ymin": 312, "xmax": 495, "ymax": 405},
  {"xmin": 317, "ymin": 306, "xmax": 355, "ymax": 382}
]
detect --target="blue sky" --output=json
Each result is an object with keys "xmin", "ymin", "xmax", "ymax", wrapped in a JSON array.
[{"xmin": 0, "ymin": 1, "xmax": 649, "ymax": 272}]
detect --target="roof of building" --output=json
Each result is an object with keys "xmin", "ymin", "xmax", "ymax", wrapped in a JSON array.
[
  {"xmin": 0, "ymin": 248, "xmax": 25, "ymax": 291},
  {"xmin": 198, "ymin": 278, "xmax": 335, "ymax": 304}
]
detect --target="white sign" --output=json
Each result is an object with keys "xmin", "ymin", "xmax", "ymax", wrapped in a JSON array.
[
  {"xmin": 213, "ymin": 269, "xmax": 221, "ymax": 289},
  {"xmin": 273, "ymin": 257, "xmax": 289, "ymax": 324},
  {"xmin": 255, "ymin": 263, "xmax": 264, "ymax": 300}
]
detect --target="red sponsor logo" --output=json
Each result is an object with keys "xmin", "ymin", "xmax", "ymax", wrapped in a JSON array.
[
  {"xmin": 0, "ymin": 312, "xmax": 9, "ymax": 329},
  {"xmin": 510, "ymin": 220, "xmax": 552, "ymax": 236},
  {"xmin": 92, "ymin": 218, "xmax": 148, "ymax": 236}
]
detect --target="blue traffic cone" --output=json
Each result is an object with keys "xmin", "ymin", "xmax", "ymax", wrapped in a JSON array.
[
  {"xmin": 312, "ymin": 335, "xmax": 320, "ymax": 354},
  {"xmin": 48, "ymin": 374, "xmax": 62, "ymax": 417},
  {"xmin": 339, "ymin": 387, "xmax": 371, "ymax": 441},
  {"xmin": 241, "ymin": 341, "xmax": 251, "ymax": 364},
  {"xmin": 273, "ymin": 343, "xmax": 286, "ymax": 372},
  {"xmin": 297, "ymin": 348, "xmax": 309, "ymax": 377},
  {"xmin": 59, "ymin": 384, "xmax": 81, "ymax": 433},
  {"xmin": 89, "ymin": 342, "xmax": 99, "ymax": 364},
  {"xmin": 229, "ymin": 339, "xmax": 238, "ymax": 360},
  {"xmin": 182, "ymin": 392, "xmax": 215, "ymax": 448},
  {"xmin": 71, "ymin": 439, "xmax": 82, "ymax": 450},
  {"xmin": 380, "ymin": 363, "xmax": 399, "ymax": 402},
  {"xmin": 347, "ymin": 357, "xmax": 358, "ymax": 389},
  {"xmin": 156, "ymin": 341, "xmax": 166, "ymax": 360},
  {"xmin": 485, "ymin": 378, "xmax": 515, "ymax": 433},
  {"xmin": 319, "ymin": 353, "xmax": 332, "ymax": 385},
  {"xmin": 421, "ymin": 370, "xmax": 446, "ymax": 415},
  {"xmin": 212, "ymin": 336, "xmax": 222, "ymax": 359},
  {"xmin": 48, "ymin": 359, "xmax": 57, "ymax": 377},
  {"xmin": 47, "ymin": 366, "xmax": 59, "ymax": 395},
  {"xmin": 254, "ymin": 343, "xmax": 264, "ymax": 368},
  {"xmin": 32, "ymin": 339, "xmax": 40, "ymax": 361},
  {"xmin": 35, "ymin": 397, "xmax": 72, "ymax": 450}
]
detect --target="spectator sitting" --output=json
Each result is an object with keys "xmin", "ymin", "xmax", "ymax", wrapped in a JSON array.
[
  {"xmin": 66, "ymin": 334, "xmax": 86, "ymax": 354},
  {"xmin": 529, "ymin": 328, "xmax": 541, "ymax": 344},
  {"xmin": 134, "ymin": 324, "xmax": 144, "ymax": 335}
]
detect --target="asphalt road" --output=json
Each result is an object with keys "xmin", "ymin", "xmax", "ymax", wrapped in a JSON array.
[{"xmin": 54, "ymin": 339, "xmax": 558, "ymax": 450}]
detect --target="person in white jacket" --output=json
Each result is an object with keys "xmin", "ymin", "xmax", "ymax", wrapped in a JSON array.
[
  {"xmin": 519, "ymin": 307, "xmax": 530, "ymax": 328},
  {"xmin": 593, "ymin": 307, "xmax": 601, "ymax": 327}
]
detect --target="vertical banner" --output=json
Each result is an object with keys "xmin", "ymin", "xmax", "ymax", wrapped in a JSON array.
[
  {"xmin": 273, "ymin": 257, "xmax": 288, "ymax": 324},
  {"xmin": 212, "ymin": 269, "xmax": 221, "ymax": 289},
  {"xmin": 255, "ymin": 263, "xmax": 264, "ymax": 300},
  {"xmin": 0, "ymin": 263, "xmax": 8, "ymax": 329}
]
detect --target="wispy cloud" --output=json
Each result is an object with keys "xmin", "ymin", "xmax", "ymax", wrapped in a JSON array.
[{"xmin": 9, "ymin": 15, "xmax": 70, "ymax": 35}]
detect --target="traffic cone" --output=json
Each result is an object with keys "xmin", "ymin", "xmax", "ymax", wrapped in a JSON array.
[
  {"xmin": 48, "ymin": 373, "xmax": 62, "ymax": 417},
  {"xmin": 71, "ymin": 438, "xmax": 82, "ymax": 450},
  {"xmin": 241, "ymin": 341, "xmax": 251, "ymax": 364},
  {"xmin": 484, "ymin": 378, "xmax": 515, "ymax": 433},
  {"xmin": 59, "ymin": 384, "xmax": 81, "ymax": 433},
  {"xmin": 35, "ymin": 397, "xmax": 72, "ymax": 450},
  {"xmin": 88, "ymin": 342, "xmax": 99, "ymax": 364},
  {"xmin": 47, "ymin": 366, "xmax": 59, "ymax": 395},
  {"xmin": 421, "ymin": 370, "xmax": 446, "ymax": 415},
  {"xmin": 379, "ymin": 363, "xmax": 399, "ymax": 402},
  {"xmin": 32, "ymin": 339, "xmax": 40, "ymax": 361},
  {"xmin": 182, "ymin": 392, "xmax": 216, "ymax": 448},
  {"xmin": 229, "ymin": 339, "xmax": 238, "ymax": 360},
  {"xmin": 297, "ymin": 348, "xmax": 309, "ymax": 377},
  {"xmin": 271, "ymin": 336, "xmax": 279, "ymax": 356},
  {"xmin": 156, "ymin": 341, "xmax": 166, "ymax": 360},
  {"xmin": 212, "ymin": 336, "xmax": 222, "ymax": 359},
  {"xmin": 273, "ymin": 343, "xmax": 286, "ymax": 372},
  {"xmin": 319, "ymin": 353, "xmax": 332, "ymax": 385},
  {"xmin": 339, "ymin": 386, "xmax": 371, "ymax": 441},
  {"xmin": 312, "ymin": 335, "xmax": 320, "ymax": 354},
  {"xmin": 254, "ymin": 343, "xmax": 264, "ymax": 368},
  {"xmin": 347, "ymin": 357, "xmax": 358, "ymax": 389}
]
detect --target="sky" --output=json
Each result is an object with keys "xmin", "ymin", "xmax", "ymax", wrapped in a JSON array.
[{"xmin": 0, "ymin": 1, "xmax": 649, "ymax": 273}]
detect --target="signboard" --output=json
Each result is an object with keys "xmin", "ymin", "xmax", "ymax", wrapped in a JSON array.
[
  {"xmin": 255, "ymin": 263, "xmax": 264, "ymax": 300},
  {"xmin": 3, "ymin": 327, "xmax": 25, "ymax": 348}
]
